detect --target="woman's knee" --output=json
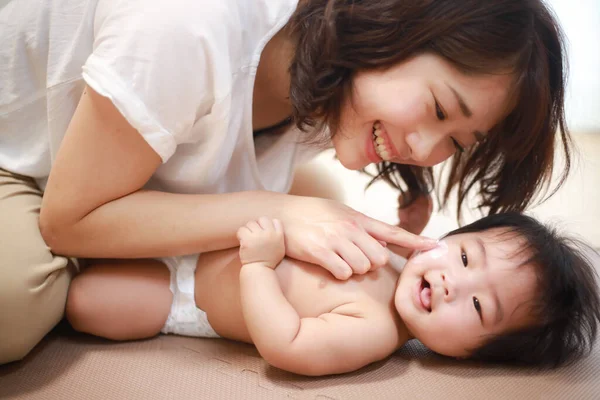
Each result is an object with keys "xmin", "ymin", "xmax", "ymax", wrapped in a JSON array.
[
  {"xmin": 0, "ymin": 169, "xmax": 76, "ymax": 364},
  {"xmin": 0, "ymin": 220, "xmax": 74, "ymax": 363},
  {"xmin": 0, "ymin": 259, "xmax": 71, "ymax": 364}
]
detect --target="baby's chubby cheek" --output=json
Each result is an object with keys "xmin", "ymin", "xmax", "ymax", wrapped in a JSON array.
[
  {"xmin": 409, "ymin": 240, "xmax": 449, "ymax": 265},
  {"xmin": 394, "ymin": 240, "xmax": 450, "ymax": 320}
]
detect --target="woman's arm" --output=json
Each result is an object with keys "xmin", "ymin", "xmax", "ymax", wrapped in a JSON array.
[
  {"xmin": 41, "ymin": 86, "xmax": 434, "ymax": 278},
  {"xmin": 40, "ymin": 87, "xmax": 291, "ymax": 258}
]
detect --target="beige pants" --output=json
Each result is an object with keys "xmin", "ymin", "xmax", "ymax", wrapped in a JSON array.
[{"xmin": 0, "ymin": 169, "xmax": 76, "ymax": 364}]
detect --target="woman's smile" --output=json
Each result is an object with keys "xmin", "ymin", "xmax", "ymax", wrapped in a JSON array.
[{"xmin": 332, "ymin": 53, "xmax": 514, "ymax": 171}]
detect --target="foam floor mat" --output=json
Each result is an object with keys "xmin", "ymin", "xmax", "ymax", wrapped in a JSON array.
[{"xmin": 2, "ymin": 250, "xmax": 600, "ymax": 400}]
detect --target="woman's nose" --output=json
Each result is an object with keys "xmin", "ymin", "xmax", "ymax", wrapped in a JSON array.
[{"xmin": 405, "ymin": 131, "xmax": 439, "ymax": 163}]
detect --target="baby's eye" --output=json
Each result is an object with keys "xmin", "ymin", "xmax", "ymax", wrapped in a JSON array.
[
  {"xmin": 473, "ymin": 296, "xmax": 482, "ymax": 319},
  {"xmin": 461, "ymin": 250, "xmax": 468, "ymax": 267}
]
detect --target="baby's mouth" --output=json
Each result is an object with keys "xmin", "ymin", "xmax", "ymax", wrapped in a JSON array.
[{"xmin": 420, "ymin": 277, "xmax": 432, "ymax": 312}]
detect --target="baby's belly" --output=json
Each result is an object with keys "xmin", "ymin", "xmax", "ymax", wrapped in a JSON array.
[{"xmin": 194, "ymin": 250, "xmax": 362, "ymax": 342}]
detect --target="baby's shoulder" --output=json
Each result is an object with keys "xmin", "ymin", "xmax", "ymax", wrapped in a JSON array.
[
  {"xmin": 328, "ymin": 298, "xmax": 407, "ymax": 352},
  {"xmin": 333, "ymin": 295, "xmax": 398, "ymax": 327}
]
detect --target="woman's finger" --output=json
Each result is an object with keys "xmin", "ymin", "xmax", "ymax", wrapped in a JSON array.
[
  {"xmin": 310, "ymin": 248, "xmax": 353, "ymax": 280},
  {"xmin": 333, "ymin": 240, "xmax": 372, "ymax": 275},
  {"xmin": 362, "ymin": 216, "xmax": 436, "ymax": 249},
  {"xmin": 351, "ymin": 233, "xmax": 389, "ymax": 270}
]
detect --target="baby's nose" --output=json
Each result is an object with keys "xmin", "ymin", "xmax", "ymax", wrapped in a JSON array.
[{"xmin": 441, "ymin": 272, "xmax": 455, "ymax": 301}]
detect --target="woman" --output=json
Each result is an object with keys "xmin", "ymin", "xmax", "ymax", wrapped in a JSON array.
[{"xmin": 0, "ymin": 0, "xmax": 569, "ymax": 363}]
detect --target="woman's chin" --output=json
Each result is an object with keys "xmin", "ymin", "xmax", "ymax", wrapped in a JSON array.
[{"xmin": 336, "ymin": 154, "xmax": 367, "ymax": 171}]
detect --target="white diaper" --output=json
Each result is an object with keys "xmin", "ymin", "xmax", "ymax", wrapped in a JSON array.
[{"xmin": 159, "ymin": 254, "xmax": 220, "ymax": 338}]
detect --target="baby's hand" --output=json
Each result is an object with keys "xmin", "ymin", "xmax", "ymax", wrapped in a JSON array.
[{"xmin": 237, "ymin": 217, "xmax": 285, "ymax": 269}]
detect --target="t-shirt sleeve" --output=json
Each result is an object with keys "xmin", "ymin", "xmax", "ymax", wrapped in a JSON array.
[{"xmin": 82, "ymin": 0, "xmax": 215, "ymax": 162}]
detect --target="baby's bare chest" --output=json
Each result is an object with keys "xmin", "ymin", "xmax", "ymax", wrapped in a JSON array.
[{"xmin": 275, "ymin": 259, "xmax": 398, "ymax": 317}]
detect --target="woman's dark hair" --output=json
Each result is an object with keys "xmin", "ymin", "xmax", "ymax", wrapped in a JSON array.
[
  {"xmin": 446, "ymin": 213, "xmax": 600, "ymax": 368},
  {"xmin": 288, "ymin": 0, "xmax": 571, "ymax": 218}
]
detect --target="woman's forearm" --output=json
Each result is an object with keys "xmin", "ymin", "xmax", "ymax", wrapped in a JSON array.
[{"xmin": 42, "ymin": 190, "xmax": 289, "ymax": 258}]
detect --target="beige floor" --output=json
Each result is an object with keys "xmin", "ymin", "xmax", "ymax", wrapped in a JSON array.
[{"xmin": 304, "ymin": 132, "xmax": 600, "ymax": 247}]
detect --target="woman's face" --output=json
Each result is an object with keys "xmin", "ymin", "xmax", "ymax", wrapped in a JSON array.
[{"xmin": 331, "ymin": 53, "xmax": 514, "ymax": 170}]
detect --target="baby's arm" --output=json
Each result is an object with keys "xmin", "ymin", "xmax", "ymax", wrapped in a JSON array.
[{"xmin": 238, "ymin": 218, "xmax": 399, "ymax": 376}]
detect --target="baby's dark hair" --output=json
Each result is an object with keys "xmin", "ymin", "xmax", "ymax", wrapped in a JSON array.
[{"xmin": 446, "ymin": 213, "xmax": 600, "ymax": 368}]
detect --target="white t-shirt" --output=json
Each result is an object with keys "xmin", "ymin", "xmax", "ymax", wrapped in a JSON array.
[{"xmin": 0, "ymin": 0, "xmax": 320, "ymax": 194}]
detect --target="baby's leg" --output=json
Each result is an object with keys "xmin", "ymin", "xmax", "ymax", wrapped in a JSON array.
[{"xmin": 66, "ymin": 259, "xmax": 172, "ymax": 341}]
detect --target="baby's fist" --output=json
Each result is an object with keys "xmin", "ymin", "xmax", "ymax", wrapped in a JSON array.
[{"xmin": 237, "ymin": 217, "xmax": 285, "ymax": 269}]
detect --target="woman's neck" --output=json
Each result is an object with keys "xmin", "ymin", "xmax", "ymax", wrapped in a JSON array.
[{"xmin": 252, "ymin": 25, "xmax": 295, "ymax": 132}]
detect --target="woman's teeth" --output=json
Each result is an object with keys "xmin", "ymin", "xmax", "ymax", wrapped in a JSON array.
[{"xmin": 373, "ymin": 122, "xmax": 392, "ymax": 161}]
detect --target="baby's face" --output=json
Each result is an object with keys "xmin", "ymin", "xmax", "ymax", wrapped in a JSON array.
[{"xmin": 394, "ymin": 229, "xmax": 537, "ymax": 358}]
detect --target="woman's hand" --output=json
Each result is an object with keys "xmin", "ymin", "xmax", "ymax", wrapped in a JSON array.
[{"xmin": 278, "ymin": 196, "xmax": 436, "ymax": 280}]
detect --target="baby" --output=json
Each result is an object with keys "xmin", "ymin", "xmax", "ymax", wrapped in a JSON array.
[{"xmin": 67, "ymin": 213, "xmax": 600, "ymax": 376}]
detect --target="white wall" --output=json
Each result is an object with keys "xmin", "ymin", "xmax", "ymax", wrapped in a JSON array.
[{"xmin": 549, "ymin": 0, "xmax": 600, "ymax": 132}]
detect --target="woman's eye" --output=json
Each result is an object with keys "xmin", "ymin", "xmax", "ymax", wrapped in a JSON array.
[
  {"xmin": 461, "ymin": 251, "xmax": 468, "ymax": 267},
  {"xmin": 451, "ymin": 137, "xmax": 465, "ymax": 153},
  {"xmin": 434, "ymin": 99, "xmax": 446, "ymax": 121}
]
